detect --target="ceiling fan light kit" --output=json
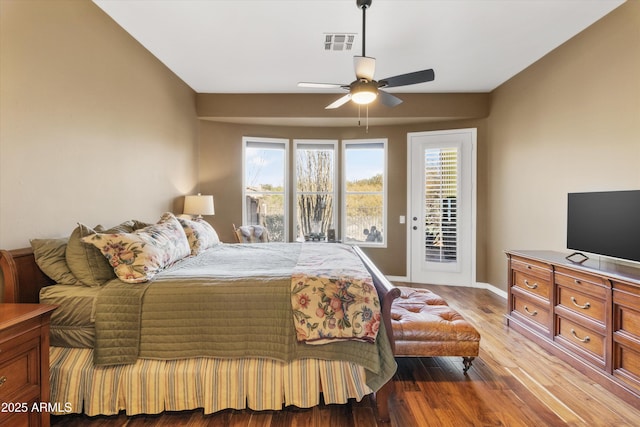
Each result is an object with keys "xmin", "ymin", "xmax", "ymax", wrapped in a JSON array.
[
  {"xmin": 351, "ymin": 80, "xmax": 378, "ymax": 104},
  {"xmin": 298, "ymin": 0, "xmax": 435, "ymax": 110}
]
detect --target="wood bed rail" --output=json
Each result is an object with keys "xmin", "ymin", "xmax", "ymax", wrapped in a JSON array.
[
  {"xmin": 1, "ymin": 248, "xmax": 54, "ymax": 303},
  {"xmin": 352, "ymin": 245, "xmax": 401, "ymax": 423}
]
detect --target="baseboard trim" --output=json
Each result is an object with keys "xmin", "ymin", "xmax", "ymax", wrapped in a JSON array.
[
  {"xmin": 384, "ymin": 276, "xmax": 508, "ymax": 300},
  {"xmin": 474, "ymin": 282, "xmax": 507, "ymax": 299}
]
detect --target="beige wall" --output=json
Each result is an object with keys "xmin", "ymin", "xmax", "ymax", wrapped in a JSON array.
[
  {"xmin": 2, "ymin": 0, "xmax": 637, "ymax": 293},
  {"xmin": 485, "ymin": 0, "xmax": 640, "ymax": 290},
  {"xmin": 0, "ymin": 0, "xmax": 199, "ymax": 249},
  {"xmin": 198, "ymin": 119, "xmax": 486, "ymax": 277}
]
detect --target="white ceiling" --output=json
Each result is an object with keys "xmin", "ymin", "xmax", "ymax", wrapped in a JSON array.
[{"xmin": 93, "ymin": 0, "xmax": 624, "ymax": 95}]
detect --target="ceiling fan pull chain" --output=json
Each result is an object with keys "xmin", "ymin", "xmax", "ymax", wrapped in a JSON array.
[{"xmin": 366, "ymin": 105, "xmax": 369, "ymax": 133}]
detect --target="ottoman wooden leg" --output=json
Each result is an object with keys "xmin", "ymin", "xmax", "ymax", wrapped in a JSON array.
[{"xmin": 462, "ymin": 356, "xmax": 475, "ymax": 374}]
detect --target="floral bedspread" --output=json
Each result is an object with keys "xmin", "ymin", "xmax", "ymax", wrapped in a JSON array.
[{"xmin": 291, "ymin": 244, "xmax": 381, "ymax": 345}]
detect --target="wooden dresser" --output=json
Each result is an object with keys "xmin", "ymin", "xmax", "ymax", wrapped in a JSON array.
[
  {"xmin": 0, "ymin": 304, "xmax": 57, "ymax": 427},
  {"xmin": 505, "ymin": 250, "xmax": 640, "ymax": 406}
]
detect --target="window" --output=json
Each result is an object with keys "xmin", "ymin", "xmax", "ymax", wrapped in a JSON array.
[
  {"xmin": 294, "ymin": 140, "xmax": 337, "ymax": 241},
  {"xmin": 342, "ymin": 139, "xmax": 387, "ymax": 247},
  {"xmin": 242, "ymin": 137, "xmax": 288, "ymax": 242}
]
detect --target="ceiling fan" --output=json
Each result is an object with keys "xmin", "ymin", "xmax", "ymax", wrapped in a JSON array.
[{"xmin": 298, "ymin": 0, "xmax": 435, "ymax": 109}]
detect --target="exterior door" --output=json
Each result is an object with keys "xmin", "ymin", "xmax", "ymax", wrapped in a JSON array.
[{"xmin": 408, "ymin": 129, "xmax": 476, "ymax": 286}]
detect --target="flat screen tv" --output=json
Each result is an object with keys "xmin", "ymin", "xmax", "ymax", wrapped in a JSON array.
[{"xmin": 567, "ymin": 190, "xmax": 640, "ymax": 264}]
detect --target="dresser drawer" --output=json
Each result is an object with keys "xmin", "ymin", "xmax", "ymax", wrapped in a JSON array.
[
  {"xmin": 613, "ymin": 341, "xmax": 640, "ymax": 393},
  {"xmin": 613, "ymin": 286, "xmax": 640, "ymax": 339},
  {"xmin": 0, "ymin": 332, "xmax": 40, "ymax": 402},
  {"xmin": 555, "ymin": 266, "xmax": 606, "ymax": 289},
  {"xmin": 513, "ymin": 270, "xmax": 551, "ymax": 301},
  {"xmin": 556, "ymin": 316, "xmax": 606, "ymax": 363},
  {"xmin": 557, "ymin": 285, "xmax": 606, "ymax": 324},
  {"xmin": 512, "ymin": 293, "xmax": 551, "ymax": 333},
  {"xmin": 511, "ymin": 257, "xmax": 552, "ymax": 280}
]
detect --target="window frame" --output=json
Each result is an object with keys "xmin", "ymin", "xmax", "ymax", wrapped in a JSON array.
[
  {"xmin": 341, "ymin": 138, "xmax": 388, "ymax": 248},
  {"xmin": 293, "ymin": 139, "xmax": 339, "ymax": 241},
  {"xmin": 242, "ymin": 136, "xmax": 289, "ymax": 242}
]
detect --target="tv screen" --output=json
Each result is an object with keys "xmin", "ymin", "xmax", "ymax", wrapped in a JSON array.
[{"xmin": 567, "ymin": 190, "xmax": 640, "ymax": 263}]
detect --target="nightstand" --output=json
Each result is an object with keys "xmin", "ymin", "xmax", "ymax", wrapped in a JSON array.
[{"xmin": 0, "ymin": 304, "xmax": 57, "ymax": 427}]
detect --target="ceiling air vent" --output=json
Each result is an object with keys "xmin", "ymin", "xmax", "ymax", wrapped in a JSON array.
[{"xmin": 324, "ymin": 33, "xmax": 356, "ymax": 51}]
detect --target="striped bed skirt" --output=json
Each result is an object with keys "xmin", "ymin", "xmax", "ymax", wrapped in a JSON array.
[{"xmin": 49, "ymin": 347, "xmax": 373, "ymax": 416}]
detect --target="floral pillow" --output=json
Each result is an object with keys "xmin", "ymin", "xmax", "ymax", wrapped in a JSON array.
[
  {"xmin": 82, "ymin": 212, "xmax": 190, "ymax": 283},
  {"xmin": 177, "ymin": 217, "xmax": 221, "ymax": 255},
  {"xmin": 66, "ymin": 221, "xmax": 140, "ymax": 286}
]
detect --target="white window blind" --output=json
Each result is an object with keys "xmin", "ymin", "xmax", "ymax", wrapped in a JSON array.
[{"xmin": 424, "ymin": 147, "xmax": 458, "ymax": 262}]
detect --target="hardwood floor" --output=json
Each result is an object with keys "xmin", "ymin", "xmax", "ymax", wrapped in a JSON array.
[{"xmin": 51, "ymin": 284, "xmax": 640, "ymax": 427}]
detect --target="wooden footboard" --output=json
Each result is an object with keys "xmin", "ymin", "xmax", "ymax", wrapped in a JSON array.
[{"xmin": 0, "ymin": 245, "xmax": 399, "ymax": 422}]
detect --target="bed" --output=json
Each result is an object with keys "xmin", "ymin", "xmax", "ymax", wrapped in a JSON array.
[{"xmin": 0, "ymin": 213, "xmax": 400, "ymax": 421}]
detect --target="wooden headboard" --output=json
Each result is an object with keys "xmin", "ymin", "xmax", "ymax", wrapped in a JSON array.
[{"xmin": 0, "ymin": 248, "xmax": 54, "ymax": 303}]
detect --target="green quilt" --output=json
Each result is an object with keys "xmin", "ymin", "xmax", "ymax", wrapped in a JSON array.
[{"xmin": 93, "ymin": 243, "xmax": 396, "ymax": 391}]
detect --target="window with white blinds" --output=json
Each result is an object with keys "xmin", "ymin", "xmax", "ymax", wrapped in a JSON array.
[{"xmin": 424, "ymin": 147, "xmax": 458, "ymax": 262}]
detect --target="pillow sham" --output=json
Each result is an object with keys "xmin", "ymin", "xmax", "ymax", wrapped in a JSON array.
[
  {"xmin": 66, "ymin": 220, "xmax": 138, "ymax": 287},
  {"xmin": 30, "ymin": 238, "xmax": 81, "ymax": 286},
  {"xmin": 81, "ymin": 212, "xmax": 190, "ymax": 283},
  {"xmin": 177, "ymin": 217, "xmax": 221, "ymax": 255}
]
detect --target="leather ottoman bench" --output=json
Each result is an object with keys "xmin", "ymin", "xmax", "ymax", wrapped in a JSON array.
[{"xmin": 390, "ymin": 286, "xmax": 481, "ymax": 373}]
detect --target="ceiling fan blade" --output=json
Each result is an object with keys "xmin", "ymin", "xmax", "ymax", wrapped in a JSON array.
[
  {"xmin": 298, "ymin": 82, "xmax": 345, "ymax": 89},
  {"xmin": 325, "ymin": 94, "xmax": 352, "ymax": 109},
  {"xmin": 354, "ymin": 56, "xmax": 376, "ymax": 81},
  {"xmin": 378, "ymin": 90, "xmax": 403, "ymax": 108},
  {"xmin": 379, "ymin": 69, "xmax": 435, "ymax": 88}
]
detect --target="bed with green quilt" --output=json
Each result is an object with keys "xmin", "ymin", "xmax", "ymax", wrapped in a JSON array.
[{"xmin": 0, "ymin": 213, "xmax": 400, "ymax": 421}]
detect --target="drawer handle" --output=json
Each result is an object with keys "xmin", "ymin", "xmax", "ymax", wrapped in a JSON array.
[
  {"xmin": 524, "ymin": 306, "xmax": 538, "ymax": 316},
  {"xmin": 570, "ymin": 297, "xmax": 591, "ymax": 310},
  {"xmin": 570, "ymin": 329, "xmax": 590, "ymax": 343},
  {"xmin": 0, "ymin": 376, "xmax": 6, "ymax": 387},
  {"xmin": 574, "ymin": 279, "xmax": 582, "ymax": 285},
  {"xmin": 524, "ymin": 279, "xmax": 538, "ymax": 289}
]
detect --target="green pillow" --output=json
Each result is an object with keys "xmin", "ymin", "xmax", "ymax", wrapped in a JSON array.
[
  {"xmin": 65, "ymin": 220, "xmax": 137, "ymax": 286},
  {"xmin": 30, "ymin": 238, "xmax": 80, "ymax": 285}
]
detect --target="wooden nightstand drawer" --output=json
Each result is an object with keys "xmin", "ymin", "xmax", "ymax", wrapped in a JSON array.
[
  {"xmin": 0, "ymin": 333, "xmax": 40, "ymax": 402},
  {"xmin": 557, "ymin": 285, "xmax": 606, "ymax": 324},
  {"xmin": 0, "ymin": 407, "xmax": 35, "ymax": 427},
  {"xmin": 0, "ymin": 304, "xmax": 56, "ymax": 427}
]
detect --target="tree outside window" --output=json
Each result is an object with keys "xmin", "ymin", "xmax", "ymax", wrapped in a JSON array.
[{"xmin": 294, "ymin": 141, "xmax": 337, "ymax": 240}]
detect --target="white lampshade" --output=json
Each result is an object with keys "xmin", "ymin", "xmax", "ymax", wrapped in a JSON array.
[{"xmin": 183, "ymin": 194, "xmax": 215, "ymax": 217}]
